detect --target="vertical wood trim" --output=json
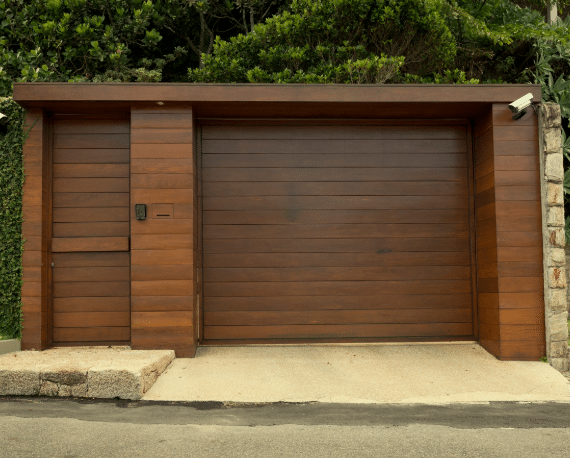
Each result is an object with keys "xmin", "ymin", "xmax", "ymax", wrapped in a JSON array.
[
  {"xmin": 128, "ymin": 118, "xmax": 132, "ymax": 342},
  {"xmin": 467, "ymin": 121, "xmax": 478, "ymax": 339},
  {"xmin": 492, "ymin": 103, "xmax": 544, "ymax": 360},
  {"xmin": 197, "ymin": 125, "xmax": 204, "ymax": 343},
  {"xmin": 21, "ymin": 108, "xmax": 48, "ymax": 350},
  {"xmin": 129, "ymin": 105, "xmax": 196, "ymax": 357},
  {"xmin": 473, "ymin": 106, "xmax": 499, "ymax": 359},
  {"xmin": 45, "ymin": 111, "xmax": 54, "ymax": 347}
]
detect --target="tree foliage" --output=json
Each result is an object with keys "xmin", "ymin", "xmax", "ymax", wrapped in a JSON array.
[
  {"xmin": 0, "ymin": 98, "xmax": 26, "ymax": 340},
  {"xmin": 0, "ymin": 0, "xmax": 289, "ymax": 96},
  {"xmin": 189, "ymin": 0, "xmax": 480, "ymax": 84},
  {"xmin": 188, "ymin": 0, "xmax": 565, "ymax": 84}
]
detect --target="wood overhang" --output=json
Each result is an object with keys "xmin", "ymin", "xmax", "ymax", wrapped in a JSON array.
[{"xmin": 13, "ymin": 83, "xmax": 542, "ymax": 119}]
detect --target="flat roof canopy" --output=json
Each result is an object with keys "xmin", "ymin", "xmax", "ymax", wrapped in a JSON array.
[{"xmin": 13, "ymin": 83, "xmax": 542, "ymax": 119}]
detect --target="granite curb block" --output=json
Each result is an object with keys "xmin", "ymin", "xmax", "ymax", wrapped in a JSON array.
[{"xmin": 0, "ymin": 347, "xmax": 175, "ymax": 400}]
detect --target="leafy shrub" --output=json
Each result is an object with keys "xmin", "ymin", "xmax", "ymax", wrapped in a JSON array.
[
  {"xmin": 189, "ymin": 0, "xmax": 461, "ymax": 83},
  {"xmin": 0, "ymin": 98, "xmax": 27, "ymax": 339}
]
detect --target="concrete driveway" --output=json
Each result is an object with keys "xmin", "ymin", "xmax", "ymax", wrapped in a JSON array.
[{"xmin": 143, "ymin": 342, "xmax": 570, "ymax": 404}]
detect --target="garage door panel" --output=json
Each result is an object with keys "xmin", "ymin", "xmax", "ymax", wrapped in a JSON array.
[
  {"xmin": 203, "ymin": 196, "xmax": 469, "ymax": 211},
  {"xmin": 204, "ymin": 280, "xmax": 472, "ymax": 297},
  {"xmin": 204, "ymin": 209, "xmax": 469, "ymax": 225},
  {"xmin": 202, "ymin": 125, "xmax": 467, "ymax": 141},
  {"xmin": 204, "ymin": 323, "xmax": 474, "ymax": 340},
  {"xmin": 205, "ymin": 167, "xmax": 467, "ymax": 182},
  {"xmin": 204, "ymin": 237, "xmax": 470, "ymax": 254},
  {"xmin": 203, "ymin": 181, "xmax": 468, "ymax": 197},
  {"xmin": 204, "ymin": 266, "xmax": 471, "ymax": 282},
  {"xmin": 203, "ymin": 153, "xmax": 467, "ymax": 168},
  {"xmin": 205, "ymin": 309, "xmax": 472, "ymax": 326},
  {"xmin": 203, "ymin": 139, "xmax": 467, "ymax": 154},
  {"xmin": 205, "ymin": 294, "xmax": 473, "ymax": 311},
  {"xmin": 201, "ymin": 123, "xmax": 473, "ymax": 342},
  {"xmin": 204, "ymin": 223, "xmax": 469, "ymax": 240},
  {"xmin": 204, "ymin": 252, "xmax": 471, "ymax": 268}
]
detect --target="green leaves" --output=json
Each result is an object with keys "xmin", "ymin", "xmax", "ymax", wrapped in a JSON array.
[
  {"xmin": 190, "ymin": 0, "xmax": 460, "ymax": 83},
  {"xmin": 0, "ymin": 97, "xmax": 25, "ymax": 339}
]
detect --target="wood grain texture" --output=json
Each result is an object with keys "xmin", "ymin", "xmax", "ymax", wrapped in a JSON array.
[
  {"xmin": 204, "ymin": 209, "xmax": 469, "ymax": 225},
  {"xmin": 51, "ymin": 115, "xmax": 131, "ymax": 346},
  {"xmin": 205, "ymin": 294, "xmax": 472, "ymax": 311},
  {"xmin": 129, "ymin": 107, "xmax": 197, "ymax": 357},
  {"xmin": 473, "ymin": 107, "xmax": 542, "ymax": 358},
  {"xmin": 203, "ymin": 323, "xmax": 473, "ymax": 340},
  {"xmin": 52, "ymin": 237, "xmax": 129, "ymax": 252},
  {"xmin": 202, "ymin": 123, "xmax": 473, "ymax": 341},
  {"xmin": 20, "ymin": 109, "xmax": 47, "ymax": 351}
]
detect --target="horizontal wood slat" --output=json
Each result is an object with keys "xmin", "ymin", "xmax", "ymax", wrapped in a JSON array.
[
  {"xmin": 53, "ymin": 311, "xmax": 130, "ymax": 328},
  {"xmin": 53, "ymin": 281, "xmax": 130, "ymax": 298},
  {"xmin": 203, "ymin": 209, "xmax": 469, "ymax": 225},
  {"xmin": 53, "ymin": 149, "xmax": 129, "ymax": 164},
  {"xmin": 54, "ymin": 178, "xmax": 129, "ymax": 193},
  {"xmin": 203, "ymin": 153, "xmax": 468, "ymax": 168},
  {"xmin": 204, "ymin": 252, "xmax": 471, "ymax": 268},
  {"xmin": 52, "ymin": 252, "xmax": 130, "ymax": 267},
  {"xmin": 203, "ymin": 223, "xmax": 469, "ymax": 239},
  {"xmin": 53, "ymin": 297, "xmax": 130, "ymax": 313},
  {"xmin": 204, "ymin": 238, "xmax": 470, "ymax": 253},
  {"xmin": 204, "ymin": 280, "xmax": 472, "ymax": 296},
  {"xmin": 204, "ymin": 167, "xmax": 467, "ymax": 182},
  {"xmin": 53, "ymin": 327, "xmax": 130, "ymax": 343},
  {"xmin": 53, "ymin": 192, "xmax": 129, "ymax": 208},
  {"xmin": 52, "ymin": 237, "xmax": 129, "ymax": 252},
  {"xmin": 54, "ymin": 134, "xmax": 130, "ymax": 149},
  {"xmin": 203, "ymin": 181, "xmax": 467, "ymax": 197},
  {"xmin": 54, "ymin": 164, "xmax": 130, "ymax": 178},
  {"xmin": 202, "ymin": 125, "xmax": 467, "ymax": 140},
  {"xmin": 203, "ymin": 266, "xmax": 471, "ymax": 282},
  {"xmin": 205, "ymin": 309, "xmax": 472, "ymax": 326},
  {"xmin": 205, "ymin": 294, "xmax": 472, "ymax": 311},
  {"xmin": 203, "ymin": 196, "xmax": 469, "ymax": 211},
  {"xmin": 53, "ymin": 207, "xmax": 129, "ymax": 223},
  {"xmin": 53, "ymin": 222, "xmax": 129, "ymax": 237},
  {"xmin": 203, "ymin": 323, "xmax": 473, "ymax": 340}
]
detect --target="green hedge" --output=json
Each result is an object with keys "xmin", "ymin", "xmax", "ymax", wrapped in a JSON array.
[{"xmin": 0, "ymin": 98, "xmax": 27, "ymax": 340}]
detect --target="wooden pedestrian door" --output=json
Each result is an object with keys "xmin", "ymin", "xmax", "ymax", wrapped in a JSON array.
[
  {"xmin": 201, "ymin": 123, "xmax": 474, "ymax": 343},
  {"xmin": 50, "ymin": 115, "xmax": 131, "ymax": 345}
]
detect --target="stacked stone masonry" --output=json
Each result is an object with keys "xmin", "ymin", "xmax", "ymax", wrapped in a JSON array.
[{"xmin": 539, "ymin": 103, "xmax": 569, "ymax": 371}]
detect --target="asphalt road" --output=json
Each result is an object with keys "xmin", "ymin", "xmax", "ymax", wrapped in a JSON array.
[{"xmin": 1, "ymin": 397, "xmax": 570, "ymax": 457}]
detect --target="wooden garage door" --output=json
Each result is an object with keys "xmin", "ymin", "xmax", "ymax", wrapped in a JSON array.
[
  {"xmin": 51, "ymin": 115, "xmax": 130, "ymax": 345},
  {"xmin": 201, "ymin": 123, "xmax": 474, "ymax": 342}
]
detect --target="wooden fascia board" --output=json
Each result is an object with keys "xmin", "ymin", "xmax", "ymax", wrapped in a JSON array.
[{"xmin": 13, "ymin": 83, "xmax": 542, "ymax": 104}]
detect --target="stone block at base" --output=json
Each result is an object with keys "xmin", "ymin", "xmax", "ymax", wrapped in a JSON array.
[{"xmin": 0, "ymin": 347, "xmax": 175, "ymax": 400}]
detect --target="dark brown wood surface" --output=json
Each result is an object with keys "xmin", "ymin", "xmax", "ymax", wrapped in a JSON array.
[
  {"xmin": 473, "ymin": 105, "xmax": 543, "ymax": 360},
  {"xmin": 20, "ymin": 109, "xmax": 48, "ymax": 350},
  {"xmin": 51, "ymin": 115, "xmax": 130, "ymax": 345},
  {"xmin": 201, "ymin": 123, "xmax": 474, "ymax": 342},
  {"xmin": 129, "ymin": 107, "xmax": 197, "ymax": 357}
]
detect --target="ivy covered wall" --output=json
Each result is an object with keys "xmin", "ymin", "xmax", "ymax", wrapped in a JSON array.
[{"xmin": 0, "ymin": 98, "xmax": 27, "ymax": 339}]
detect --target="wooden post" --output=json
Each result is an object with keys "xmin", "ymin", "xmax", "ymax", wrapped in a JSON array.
[{"xmin": 129, "ymin": 105, "xmax": 197, "ymax": 357}]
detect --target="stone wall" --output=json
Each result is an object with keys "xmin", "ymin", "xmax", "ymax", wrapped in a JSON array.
[{"xmin": 538, "ymin": 102, "xmax": 569, "ymax": 372}]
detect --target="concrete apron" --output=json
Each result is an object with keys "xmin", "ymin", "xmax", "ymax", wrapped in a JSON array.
[{"xmin": 143, "ymin": 342, "xmax": 570, "ymax": 404}]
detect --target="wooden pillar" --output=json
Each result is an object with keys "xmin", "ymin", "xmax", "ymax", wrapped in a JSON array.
[
  {"xmin": 130, "ymin": 105, "xmax": 197, "ymax": 357},
  {"xmin": 474, "ymin": 104, "xmax": 544, "ymax": 360},
  {"xmin": 21, "ymin": 109, "xmax": 49, "ymax": 350}
]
